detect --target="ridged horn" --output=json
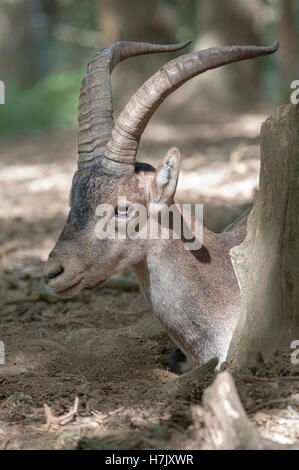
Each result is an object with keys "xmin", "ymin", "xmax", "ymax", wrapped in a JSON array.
[
  {"xmin": 103, "ymin": 41, "xmax": 279, "ymax": 175},
  {"xmin": 77, "ymin": 40, "xmax": 191, "ymax": 168}
]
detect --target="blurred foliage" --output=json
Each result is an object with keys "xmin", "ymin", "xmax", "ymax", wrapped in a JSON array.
[
  {"xmin": 0, "ymin": 69, "xmax": 83, "ymax": 136},
  {"xmin": 0, "ymin": 0, "xmax": 298, "ymax": 137}
]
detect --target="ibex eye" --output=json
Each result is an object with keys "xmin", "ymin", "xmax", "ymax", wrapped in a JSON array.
[{"xmin": 115, "ymin": 205, "xmax": 130, "ymax": 217}]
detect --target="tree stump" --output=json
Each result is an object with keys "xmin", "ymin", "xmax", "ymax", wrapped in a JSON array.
[
  {"xmin": 191, "ymin": 371, "xmax": 298, "ymax": 449},
  {"xmin": 228, "ymin": 103, "xmax": 299, "ymax": 369}
]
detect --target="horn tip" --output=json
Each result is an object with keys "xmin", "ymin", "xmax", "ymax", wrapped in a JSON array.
[
  {"xmin": 269, "ymin": 40, "xmax": 279, "ymax": 52},
  {"xmin": 180, "ymin": 39, "xmax": 192, "ymax": 49}
]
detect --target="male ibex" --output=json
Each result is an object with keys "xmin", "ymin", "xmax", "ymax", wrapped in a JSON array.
[{"xmin": 44, "ymin": 40, "xmax": 278, "ymax": 373}]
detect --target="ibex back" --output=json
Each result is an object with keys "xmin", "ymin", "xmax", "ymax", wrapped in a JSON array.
[{"xmin": 44, "ymin": 40, "xmax": 278, "ymax": 373}]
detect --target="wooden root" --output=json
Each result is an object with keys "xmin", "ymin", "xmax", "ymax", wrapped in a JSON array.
[{"xmin": 192, "ymin": 371, "xmax": 299, "ymax": 450}]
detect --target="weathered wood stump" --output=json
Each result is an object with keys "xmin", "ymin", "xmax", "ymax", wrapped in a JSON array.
[
  {"xmin": 191, "ymin": 371, "xmax": 298, "ymax": 449},
  {"xmin": 227, "ymin": 103, "xmax": 299, "ymax": 369}
]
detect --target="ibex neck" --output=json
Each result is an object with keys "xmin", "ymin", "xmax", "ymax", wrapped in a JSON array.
[{"xmin": 132, "ymin": 225, "xmax": 245, "ymax": 365}]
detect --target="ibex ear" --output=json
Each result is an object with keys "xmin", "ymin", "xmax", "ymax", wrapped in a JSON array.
[{"xmin": 151, "ymin": 148, "xmax": 181, "ymax": 204}]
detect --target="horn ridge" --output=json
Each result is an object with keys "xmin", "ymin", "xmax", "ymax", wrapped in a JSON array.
[
  {"xmin": 103, "ymin": 41, "xmax": 279, "ymax": 174},
  {"xmin": 77, "ymin": 40, "xmax": 192, "ymax": 168}
]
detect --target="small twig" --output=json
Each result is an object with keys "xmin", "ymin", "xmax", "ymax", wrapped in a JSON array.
[
  {"xmin": 174, "ymin": 357, "xmax": 218, "ymax": 385},
  {"xmin": 44, "ymin": 403, "xmax": 55, "ymax": 429},
  {"xmin": 247, "ymin": 397, "xmax": 299, "ymax": 414},
  {"xmin": 159, "ymin": 357, "xmax": 218, "ymax": 394},
  {"xmin": 222, "ymin": 207, "xmax": 251, "ymax": 232},
  {"xmin": 167, "ymin": 421, "xmax": 188, "ymax": 435},
  {"xmin": 59, "ymin": 397, "xmax": 79, "ymax": 425},
  {"xmin": 239, "ymin": 375, "xmax": 299, "ymax": 382}
]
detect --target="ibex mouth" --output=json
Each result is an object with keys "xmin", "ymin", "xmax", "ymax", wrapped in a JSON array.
[
  {"xmin": 85, "ymin": 278, "xmax": 108, "ymax": 291},
  {"xmin": 49, "ymin": 277, "xmax": 84, "ymax": 298}
]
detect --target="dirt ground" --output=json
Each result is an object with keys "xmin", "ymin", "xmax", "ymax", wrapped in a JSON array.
[{"xmin": 0, "ymin": 107, "xmax": 298, "ymax": 449}]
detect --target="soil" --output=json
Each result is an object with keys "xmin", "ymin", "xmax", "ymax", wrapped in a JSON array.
[{"xmin": 0, "ymin": 109, "xmax": 298, "ymax": 450}]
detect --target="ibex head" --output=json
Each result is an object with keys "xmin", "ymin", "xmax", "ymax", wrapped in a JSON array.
[{"xmin": 44, "ymin": 40, "xmax": 278, "ymax": 298}]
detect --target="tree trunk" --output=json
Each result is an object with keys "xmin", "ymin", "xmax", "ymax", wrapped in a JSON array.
[
  {"xmin": 227, "ymin": 103, "xmax": 299, "ymax": 369},
  {"xmin": 279, "ymin": 0, "xmax": 298, "ymax": 101},
  {"xmin": 96, "ymin": 0, "xmax": 120, "ymax": 46},
  {"xmin": 193, "ymin": 0, "xmax": 263, "ymax": 105},
  {"xmin": 0, "ymin": 0, "xmax": 59, "ymax": 86}
]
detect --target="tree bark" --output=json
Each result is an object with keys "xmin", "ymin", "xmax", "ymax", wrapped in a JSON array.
[{"xmin": 227, "ymin": 103, "xmax": 299, "ymax": 369}]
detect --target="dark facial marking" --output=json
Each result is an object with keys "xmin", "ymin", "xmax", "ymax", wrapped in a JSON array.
[{"xmin": 60, "ymin": 162, "xmax": 122, "ymax": 241}]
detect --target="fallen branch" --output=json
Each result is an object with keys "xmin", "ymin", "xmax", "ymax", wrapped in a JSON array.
[
  {"xmin": 44, "ymin": 397, "xmax": 79, "ymax": 430},
  {"xmin": 192, "ymin": 371, "xmax": 299, "ymax": 449}
]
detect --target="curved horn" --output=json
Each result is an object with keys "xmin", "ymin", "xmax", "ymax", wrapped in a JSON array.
[
  {"xmin": 103, "ymin": 41, "xmax": 279, "ymax": 175},
  {"xmin": 77, "ymin": 40, "xmax": 191, "ymax": 167}
]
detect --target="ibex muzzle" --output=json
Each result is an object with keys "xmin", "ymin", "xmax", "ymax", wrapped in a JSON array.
[{"xmin": 44, "ymin": 40, "xmax": 278, "ymax": 371}]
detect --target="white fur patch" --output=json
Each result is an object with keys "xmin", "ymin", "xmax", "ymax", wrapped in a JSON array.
[{"xmin": 156, "ymin": 165, "xmax": 170, "ymax": 186}]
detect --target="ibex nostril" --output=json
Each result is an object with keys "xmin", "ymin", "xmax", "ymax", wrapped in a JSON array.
[{"xmin": 44, "ymin": 265, "xmax": 64, "ymax": 282}]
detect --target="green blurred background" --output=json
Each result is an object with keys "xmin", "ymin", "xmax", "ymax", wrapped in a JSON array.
[{"xmin": 0, "ymin": 0, "xmax": 298, "ymax": 137}]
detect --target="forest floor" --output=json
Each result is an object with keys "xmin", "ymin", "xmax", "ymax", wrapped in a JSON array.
[{"xmin": 0, "ymin": 106, "xmax": 298, "ymax": 449}]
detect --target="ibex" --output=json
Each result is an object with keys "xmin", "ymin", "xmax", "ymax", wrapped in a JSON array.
[{"xmin": 44, "ymin": 40, "xmax": 278, "ymax": 373}]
